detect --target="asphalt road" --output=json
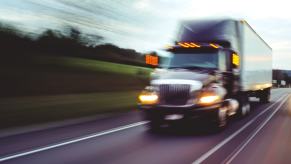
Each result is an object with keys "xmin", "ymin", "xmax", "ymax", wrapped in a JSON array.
[{"xmin": 0, "ymin": 88, "xmax": 290, "ymax": 164}]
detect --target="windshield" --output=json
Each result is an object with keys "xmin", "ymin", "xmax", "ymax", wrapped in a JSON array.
[{"xmin": 164, "ymin": 52, "xmax": 219, "ymax": 69}]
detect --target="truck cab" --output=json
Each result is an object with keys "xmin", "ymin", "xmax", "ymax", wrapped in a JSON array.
[
  {"xmin": 138, "ymin": 42, "xmax": 241, "ymax": 130},
  {"xmin": 138, "ymin": 19, "xmax": 272, "ymax": 130}
]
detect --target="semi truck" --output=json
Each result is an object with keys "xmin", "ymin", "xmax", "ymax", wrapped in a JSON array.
[{"xmin": 138, "ymin": 19, "xmax": 272, "ymax": 129}]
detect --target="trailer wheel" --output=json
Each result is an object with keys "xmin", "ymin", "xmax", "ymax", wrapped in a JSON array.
[{"xmin": 259, "ymin": 88, "xmax": 270, "ymax": 103}]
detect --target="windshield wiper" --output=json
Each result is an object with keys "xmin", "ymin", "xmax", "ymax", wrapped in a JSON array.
[
  {"xmin": 182, "ymin": 66, "xmax": 206, "ymax": 70},
  {"xmin": 168, "ymin": 66, "xmax": 217, "ymax": 72},
  {"xmin": 168, "ymin": 66, "xmax": 204, "ymax": 70},
  {"xmin": 167, "ymin": 66, "xmax": 184, "ymax": 69}
]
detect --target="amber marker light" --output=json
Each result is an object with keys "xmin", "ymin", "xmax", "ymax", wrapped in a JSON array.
[
  {"xmin": 190, "ymin": 42, "xmax": 201, "ymax": 47},
  {"xmin": 145, "ymin": 55, "xmax": 158, "ymax": 66},
  {"xmin": 232, "ymin": 53, "xmax": 240, "ymax": 66},
  {"xmin": 184, "ymin": 42, "xmax": 194, "ymax": 47},
  {"xmin": 209, "ymin": 43, "xmax": 219, "ymax": 49},
  {"xmin": 178, "ymin": 42, "xmax": 190, "ymax": 48}
]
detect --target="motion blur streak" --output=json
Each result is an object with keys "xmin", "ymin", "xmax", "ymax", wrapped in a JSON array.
[
  {"xmin": 0, "ymin": 89, "xmax": 288, "ymax": 164},
  {"xmin": 223, "ymin": 95, "xmax": 289, "ymax": 163},
  {"xmin": 192, "ymin": 94, "xmax": 288, "ymax": 164},
  {"xmin": 0, "ymin": 121, "xmax": 148, "ymax": 162}
]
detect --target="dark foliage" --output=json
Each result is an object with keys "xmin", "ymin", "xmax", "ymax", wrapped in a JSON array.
[
  {"xmin": 0, "ymin": 24, "xmax": 149, "ymax": 97},
  {"xmin": 273, "ymin": 69, "xmax": 291, "ymax": 86},
  {"xmin": 0, "ymin": 23, "xmax": 147, "ymax": 67}
]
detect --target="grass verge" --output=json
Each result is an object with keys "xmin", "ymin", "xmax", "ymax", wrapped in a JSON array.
[
  {"xmin": 0, "ymin": 91, "xmax": 140, "ymax": 129},
  {"xmin": 35, "ymin": 55, "xmax": 152, "ymax": 77}
]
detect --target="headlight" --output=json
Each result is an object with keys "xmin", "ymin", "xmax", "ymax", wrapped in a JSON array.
[
  {"xmin": 138, "ymin": 89, "xmax": 159, "ymax": 105},
  {"xmin": 198, "ymin": 93, "xmax": 221, "ymax": 105}
]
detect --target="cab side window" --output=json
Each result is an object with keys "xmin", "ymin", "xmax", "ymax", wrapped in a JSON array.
[{"xmin": 218, "ymin": 51, "xmax": 227, "ymax": 72}]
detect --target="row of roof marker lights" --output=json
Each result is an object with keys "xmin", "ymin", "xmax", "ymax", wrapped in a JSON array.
[{"xmin": 175, "ymin": 42, "xmax": 220, "ymax": 49}]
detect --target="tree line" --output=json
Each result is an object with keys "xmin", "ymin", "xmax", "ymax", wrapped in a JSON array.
[
  {"xmin": 273, "ymin": 69, "xmax": 291, "ymax": 86},
  {"xmin": 0, "ymin": 23, "xmax": 147, "ymax": 67}
]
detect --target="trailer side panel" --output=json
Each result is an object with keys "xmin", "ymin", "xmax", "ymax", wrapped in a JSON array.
[{"xmin": 240, "ymin": 21, "xmax": 272, "ymax": 91}]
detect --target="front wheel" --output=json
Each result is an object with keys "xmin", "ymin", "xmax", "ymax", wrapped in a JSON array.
[
  {"xmin": 237, "ymin": 93, "xmax": 250, "ymax": 117},
  {"xmin": 212, "ymin": 106, "xmax": 228, "ymax": 130},
  {"xmin": 148, "ymin": 119, "xmax": 162, "ymax": 132}
]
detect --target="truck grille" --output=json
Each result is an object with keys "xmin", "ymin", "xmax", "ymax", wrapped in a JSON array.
[{"xmin": 159, "ymin": 84, "xmax": 190, "ymax": 105}]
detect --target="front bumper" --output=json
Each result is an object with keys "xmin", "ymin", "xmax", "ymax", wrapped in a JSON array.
[{"xmin": 138, "ymin": 103, "xmax": 222, "ymax": 122}]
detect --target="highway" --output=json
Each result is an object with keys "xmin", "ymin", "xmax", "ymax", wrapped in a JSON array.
[{"xmin": 0, "ymin": 88, "xmax": 290, "ymax": 164}]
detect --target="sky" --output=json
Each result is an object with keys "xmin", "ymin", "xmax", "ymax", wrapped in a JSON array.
[{"xmin": 0, "ymin": 0, "xmax": 291, "ymax": 69}]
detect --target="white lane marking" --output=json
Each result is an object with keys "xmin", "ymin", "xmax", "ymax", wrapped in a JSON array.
[
  {"xmin": 0, "ymin": 121, "xmax": 149, "ymax": 162},
  {"xmin": 0, "ymin": 90, "xmax": 284, "ymax": 163},
  {"xmin": 192, "ymin": 94, "xmax": 287, "ymax": 164},
  {"xmin": 224, "ymin": 95, "xmax": 289, "ymax": 164}
]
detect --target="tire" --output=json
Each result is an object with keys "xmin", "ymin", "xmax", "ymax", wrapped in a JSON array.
[
  {"xmin": 236, "ymin": 93, "xmax": 250, "ymax": 117},
  {"xmin": 212, "ymin": 106, "xmax": 228, "ymax": 130},
  {"xmin": 148, "ymin": 119, "xmax": 162, "ymax": 132},
  {"xmin": 259, "ymin": 88, "xmax": 270, "ymax": 103}
]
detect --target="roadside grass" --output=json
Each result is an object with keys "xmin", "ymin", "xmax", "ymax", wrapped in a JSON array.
[
  {"xmin": 0, "ymin": 55, "xmax": 152, "ymax": 129},
  {"xmin": 35, "ymin": 55, "xmax": 152, "ymax": 78},
  {"xmin": 0, "ymin": 91, "xmax": 140, "ymax": 129}
]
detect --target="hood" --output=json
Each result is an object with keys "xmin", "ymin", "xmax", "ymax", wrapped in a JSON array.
[
  {"xmin": 152, "ymin": 69, "xmax": 215, "ymax": 85},
  {"xmin": 151, "ymin": 69, "xmax": 216, "ymax": 86}
]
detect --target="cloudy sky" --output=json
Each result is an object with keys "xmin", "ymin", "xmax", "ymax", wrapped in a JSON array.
[{"xmin": 0, "ymin": 0, "xmax": 290, "ymax": 69}]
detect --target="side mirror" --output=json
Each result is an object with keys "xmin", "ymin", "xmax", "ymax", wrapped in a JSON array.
[{"xmin": 145, "ymin": 53, "xmax": 159, "ymax": 68}]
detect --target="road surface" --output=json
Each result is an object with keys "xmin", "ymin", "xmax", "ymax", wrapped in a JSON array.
[{"xmin": 0, "ymin": 88, "xmax": 291, "ymax": 164}]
